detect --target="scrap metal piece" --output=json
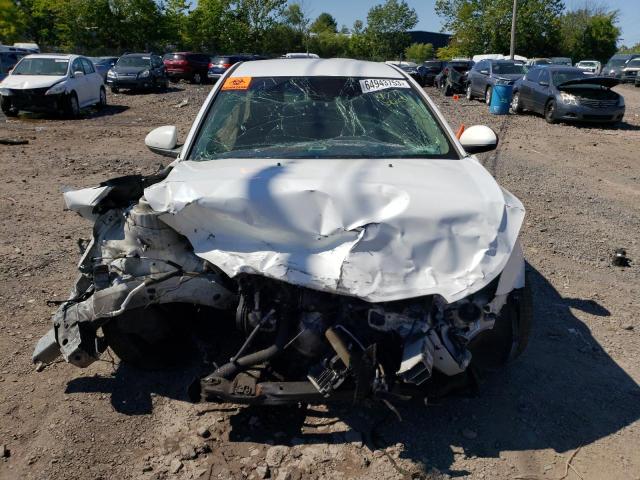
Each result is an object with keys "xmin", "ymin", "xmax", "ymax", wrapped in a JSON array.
[
  {"xmin": 32, "ymin": 328, "xmax": 60, "ymax": 365},
  {"xmin": 612, "ymin": 248, "xmax": 631, "ymax": 267},
  {"xmin": 397, "ymin": 335, "xmax": 435, "ymax": 385}
]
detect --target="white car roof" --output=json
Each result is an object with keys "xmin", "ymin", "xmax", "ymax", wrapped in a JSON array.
[
  {"xmin": 23, "ymin": 53, "xmax": 76, "ymax": 60},
  {"xmin": 233, "ymin": 58, "xmax": 404, "ymax": 79}
]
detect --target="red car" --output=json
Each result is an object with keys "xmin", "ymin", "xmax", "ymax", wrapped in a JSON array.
[{"xmin": 162, "ymin": 52, "xmax": 210, "ymax": 84}]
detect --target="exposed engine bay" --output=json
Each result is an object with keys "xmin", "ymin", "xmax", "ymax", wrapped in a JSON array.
[{"xmin": 33, "ymin": 170, "xmax": 531, "ymax": 406}]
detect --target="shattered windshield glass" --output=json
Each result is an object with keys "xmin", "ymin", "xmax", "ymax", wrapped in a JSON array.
[{"xmin": 188, "ymin": 76, "xmax": 455, "ymax": 160}]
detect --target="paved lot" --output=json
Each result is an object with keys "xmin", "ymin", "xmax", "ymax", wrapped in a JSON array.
[{"xmin": 1, "ymin": 81, "xmax": 639, "ymax": 480}]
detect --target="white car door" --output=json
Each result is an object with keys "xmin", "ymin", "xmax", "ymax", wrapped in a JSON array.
[
  {"xmin": 80, "ymin": 57, "xmax": 102, "ymax": 104},
  {"xmin": 69, "ymin": 58, "xmax": 90, "ymax": 105}
]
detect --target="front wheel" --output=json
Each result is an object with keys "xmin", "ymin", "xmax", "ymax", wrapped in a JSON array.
[
  {"xmin": 65, "ymin": 92, "xmax": 80, "ymax": 118},
  {"xmin": 192, "ymin": 72, "xmax": 202, "ymax": 84},
  {"xmin": 1, "ymin": 96, "xmax": 18, "ymax": 117},
  {"xmin": 468, "ymin": 279, "xmax": 533, "ymax": 372},
  {"xmin": 102, "ymin": 305, "xmax": 195, "ymax": 370},
  {"xmin": 545, "ymin": 99, "xmax": 558, "ymax": 124},
  {"xmin": 97, "ymin": 87, "xmax": 107, "ymax": 109},
  {"xmin": 485, "ymin": 86, "xmax": 492, "ymax": 104},
  {"xmin": 510, "ymin": 91, "xmax": 522, "ymax": 113}
]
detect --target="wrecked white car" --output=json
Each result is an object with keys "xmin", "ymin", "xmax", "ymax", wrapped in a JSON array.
[{"xmin": 33, "ymin": 58, "xmax": 530, "ymax": 405}]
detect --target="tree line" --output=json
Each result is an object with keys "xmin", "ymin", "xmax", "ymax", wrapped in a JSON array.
[{"xmin": 0, "ymin": 0, "xmax": 629, "ymax": 64}]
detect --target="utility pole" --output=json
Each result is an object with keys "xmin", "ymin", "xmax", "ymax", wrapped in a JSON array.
[{"xmin": 510, "ymin": 0, "xmax": 517, "ymax": 60}]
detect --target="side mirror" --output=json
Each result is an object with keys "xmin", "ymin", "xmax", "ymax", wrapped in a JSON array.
[
  {"xmin": 145, "ymin": 125, "xmax": 182, "ymax": 158},
  {"xmin": 459, "ymin": 125, "xmax": 498, "ymax": 154},
  {"xmin": 73, "ymin": 70, "xmax": 84, "ymax": 78},
  {"xmin": 480, "ymin": 69, "xmax": 489, "ymax": 75}
]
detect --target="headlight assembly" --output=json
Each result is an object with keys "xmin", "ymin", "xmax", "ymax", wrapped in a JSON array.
[
  {"xmin": 107, "ymin": 70, "xmax": 117, "ymax": 78},
  {"xmin": 560, "ymin": 92, "xmax": 578, "ymax": 105},
  {"xmin": 0, "ymin": 87, "xmax": 12, "ymax": 96},
  {"xmin": 45, "ymin": 82, "xmax": 67, "ymax": 96},
  {"xmin": 139, "ymin": 70, "xmax": 150, "ymax": 78}
]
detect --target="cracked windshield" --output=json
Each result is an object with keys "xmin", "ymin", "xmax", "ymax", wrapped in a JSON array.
[{"xmin": 188, "ymin": 76, "xmax": 454, "ymax": 160}]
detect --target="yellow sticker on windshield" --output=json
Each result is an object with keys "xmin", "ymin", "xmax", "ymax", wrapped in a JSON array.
[{"xmin": 222, "ymin": 76, "xmax": 252, "ymax": 91}]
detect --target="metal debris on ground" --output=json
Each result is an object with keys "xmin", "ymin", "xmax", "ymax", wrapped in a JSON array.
[
  {"xmin": 612, "ymin": 248, "xmax": 631, "ymax": 267},
  {"xmin": 175, "ymin": 98, "xmax": 189, "ymax": 108},
  {"xmin": 0, "ymin": 138, "xmax": 29, "ymax": 145}
]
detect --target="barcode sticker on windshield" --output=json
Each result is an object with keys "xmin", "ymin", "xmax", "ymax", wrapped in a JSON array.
[{"xmin": 360, "ymin": 79, "xmax": 410, "ymax": 93}]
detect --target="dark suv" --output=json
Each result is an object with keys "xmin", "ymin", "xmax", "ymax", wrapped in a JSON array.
[
  {"xmin": 106, "ymin": 53, "xmax": 168, "ymax": 93},
  {"xmin": 207, "ymin": 55, "xmax": 258, "ymax": 81},
  {"xmin": 163, "ymin": 52, "xmax": 210, "ymax": 84},
  {"xmin": 0, "ymin": 51, "xmax": 26, "ymax": 81},
  {"xmin": 420, "ymin": 60, "xmax": 445, "ymax": 86},
  {"xmin": 466, "ymin": 59, "xmax": 525, "ymax": 103}
]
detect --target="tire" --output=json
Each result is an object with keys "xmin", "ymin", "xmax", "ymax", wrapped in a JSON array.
[
  {"xmin": 102, "ymin": 305, "xmax": 195, "ymax": 370},
  {"xmin": 485, "ymin": 86, "xmax": 492, "ymax": 104},
  {"xmin": 169, "ymin": 77, "xmax": 179, "ymax": 83},
  {"xmin": 1, "ymin": 96, "xmax": 18, "ymax": 117},
  {"xmin": 466, "ymin": 85, "xmax": 473, "ymax": 100},
  {"xmin": 110, "ymin": 87, "xmax": 119, "ymax": 94},
  {"xmin": 65, "ymin": 92, "xmax": 80, "ymax": 118},
  {"xmin": 97, "ymin": 87, "xmax": 107, "ymax": 109},
  {"xmin": 443, "ymin": 83, "xmax": 452, "ymax": 96},
  {"xmin": 468, "ymin": 278, "xmax": 533, "ymax": 372},
  {"xmin": 510, "ymin": 91, "xmax": 522, "ymax": 114},
  {"xmin": 544, "ymin": 99, "xmax": 558, "ymax": 124},
  {"xmin": 192, "ymin": 72, "xmax": 202, "ymax": 84}
]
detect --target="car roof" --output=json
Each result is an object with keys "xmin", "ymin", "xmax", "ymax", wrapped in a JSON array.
[
  {"xmin": 233, "ymin": 58, "xmax": 404, "ymax": 78},
  {"xmin": 536, "ymin": 66, "xmax": 582, "ymax": 72},
  {"xmin": 23, "ymin": 53, "xmax": 74, "ymax": 59},
  {"xmin": 122, "ymin": 53, "xmax": 153, "ymax": 57}
]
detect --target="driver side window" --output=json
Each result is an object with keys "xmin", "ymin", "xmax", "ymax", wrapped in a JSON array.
[
  {"xmin": 525, "ymin": 69, "xmax": 540, "ymax": 83},
  {"xmin": 538, "ymin": 69, "xmax": 550, "ymax": 84},
  {"xmin": 71, "ymin": 59, "xmax": 83, "ymax": 74}
]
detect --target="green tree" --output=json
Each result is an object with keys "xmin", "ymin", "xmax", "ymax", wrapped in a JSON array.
[
  {"xmin": 366, "ymin": 0, "xmax": 418, "ymax": 59},
  {"xmin": 435, "ymin": 0, "xmax": 564, "ymax": 57},
  {"xmin": 560, "ymin": 7, "xmax": 620, "ymax": 62},
  {"xmin": 310, "ymin": 13, "xmax": 337, "ymax": 34},
  {"xmin": 0, "ymin": 0, "xmax": 26, "ymax": 44},
  {"xmin": 162, "ymin": 0, "xmax": 190, "ymax": 49},
  {"xmin": 404, "ymin": 42, "xmax": 435, "ymax": 62},
  {"xmin": 235, "ymin": 0, "xmax": 288, "ymax": 52},
  {"xmin": 618, "ymin": 42, "xmax": 640, "ymax": 54}
]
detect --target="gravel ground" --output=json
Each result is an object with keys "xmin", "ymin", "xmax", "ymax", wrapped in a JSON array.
[{"xmin": 0, "ymin": 80, "xmax": 639, "ymax": 480}]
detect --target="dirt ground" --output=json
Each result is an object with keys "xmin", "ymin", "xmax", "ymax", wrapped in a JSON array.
[{"xmin": 1, "ymin": 79, "xmax": 639, "ymax": 480}]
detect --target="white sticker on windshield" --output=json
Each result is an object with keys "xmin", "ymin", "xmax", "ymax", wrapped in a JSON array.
[
  {"xmin": 360, "ymin": 79, "xmax": 410, "ymax": 93},
  {"xmin": 55, "ymin": 59, "xmax": 68, "ymax": 63},
  {"xmin": 142, "ymin": 56, "xmax": 150, "ymax": 60}
]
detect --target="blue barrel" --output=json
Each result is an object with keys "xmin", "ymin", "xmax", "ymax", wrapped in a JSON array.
[{"xmin": 489, "ymin": 83, "xmax": 513, "ymax": 115}]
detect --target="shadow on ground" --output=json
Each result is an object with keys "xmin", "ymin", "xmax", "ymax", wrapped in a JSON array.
[{"xmin": 65, "ymin": 264, "xmax": 640, "ymax": 477}]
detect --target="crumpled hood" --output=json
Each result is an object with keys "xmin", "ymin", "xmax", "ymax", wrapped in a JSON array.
[
  {"xmin": 144, "ymin": 158, "xmax": 525, "ymax": 303},
  {"xmin": 0, "ymin": 75, "xmax": 65, "ymax": 90}
]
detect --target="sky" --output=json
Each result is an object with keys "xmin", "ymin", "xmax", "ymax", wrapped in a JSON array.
[{"xmin": 296, "ymin": 0, "xmax": 640, "ymax": 46}]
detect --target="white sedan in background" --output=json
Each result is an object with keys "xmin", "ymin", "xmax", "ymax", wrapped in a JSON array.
[
  {"xmin": 0, "ymin": 54, "xmax": 106, "ymax": 117},
  {"xmin": 575, "ymin": 60, "xmax": 601, "ymax": 75}
]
